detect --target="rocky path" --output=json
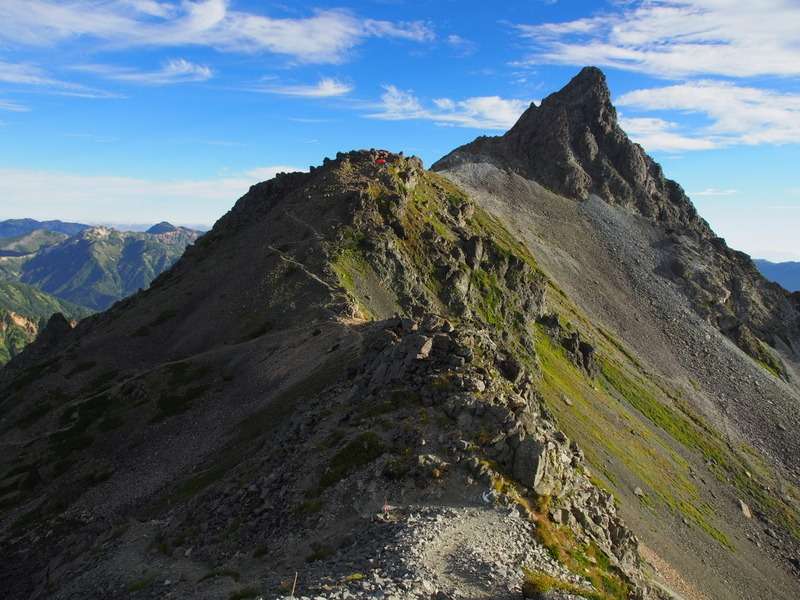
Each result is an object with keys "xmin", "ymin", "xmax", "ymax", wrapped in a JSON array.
[{"xmin": 279, "ymin": 504, "xmax": 589, "ymax": 600}]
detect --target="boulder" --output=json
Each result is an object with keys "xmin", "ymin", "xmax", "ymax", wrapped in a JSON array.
[
  {"xmin": 512, "ymin": 438, "xmax": 568, "ymax": 496},
  {"xmin": 463, "ymin": 236, "xmax": 484, "ymax": 268},
  {"xmin": 739, "ymin": 499, "xmax": 752, "ymax": 519},
  {"xmin": 497, "ymin": 356, "xmax": 523, "ymax": 383}
]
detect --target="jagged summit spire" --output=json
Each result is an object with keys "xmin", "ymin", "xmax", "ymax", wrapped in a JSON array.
[
  {"xmin": 543, "ymin": 66, "xmax": 610, "ymax": 107},
  {"xmin": 566, "ymin": 66, "xmax": 607, "ymax": 89},
  {"xmin": 508, "ymin": 66, "xmax": 616, "ymax": 140},
  {"xmin": 432, "ymin": 66, "xmax": 704, "ymax": 233}
]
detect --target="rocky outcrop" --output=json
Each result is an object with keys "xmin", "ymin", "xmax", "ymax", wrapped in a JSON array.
[
  {"xmin": 352, "ymin": 313, "xmax": 644, "ymax": 586},
  {"xmin": 538, "ymin": 313, "xmax": 599, "ymax": 377}
]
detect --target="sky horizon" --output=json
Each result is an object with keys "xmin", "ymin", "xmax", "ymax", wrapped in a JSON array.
[{"xmin": 1, "ymin": 1, "xmax": 799, "ymax": 260}]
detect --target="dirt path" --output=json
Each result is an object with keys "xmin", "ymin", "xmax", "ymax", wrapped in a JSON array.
[{"xmin": 408, "ymin": 506, "xmax": 583, "ymax": 600}]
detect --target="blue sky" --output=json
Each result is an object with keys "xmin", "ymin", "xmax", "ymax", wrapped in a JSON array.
[{"xmin": 0, "ymin": 1, "xmax": 799, "ymax": 259}]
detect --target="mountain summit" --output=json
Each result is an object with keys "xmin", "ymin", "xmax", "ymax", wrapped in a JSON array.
[
  {"xmin": 436, "ymin": 67, "xmax": 700, "ymax": 231},
  {"xmin": 146, "ymin": 221, "xmax": 179, "ymax": 234},
  {"xmin": 1, "ymin": 68, "xmax": 799, "ymax": 600}
]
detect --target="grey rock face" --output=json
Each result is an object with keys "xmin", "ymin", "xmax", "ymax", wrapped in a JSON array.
[{"xmin": 512, "ymin": 438, "xmax": 569, "ymax": 496}]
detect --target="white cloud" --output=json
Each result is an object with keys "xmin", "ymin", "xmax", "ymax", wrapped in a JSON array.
[
  {"xmin": 694, "ymin": 199, "xmax": 800, "ymax": 261},
  {"xmin": 617, "ymin": 81, "xmax": 800, "ymax": 146},
  {"xmin": 0, "ymin": 59, "xmax": 120, "ymax": 98},
  {"xmin": 0, "ymin": 1, "xmax": 434, "ymax": 64},
  {"xmin": 369, "ymin": 85, "xmax": 530, "ymax": 130},
  {"xmin": 515, "ymin": 0, "xmax": 800, "ymax": 78},
  {"xmin": 691, "ymin": 188, "xmax": 738, "ymax": 197},
  {"xmin": 0, "ymin": 99, "xmax": 30, "ymax": 112},
  {"xmin": 618, "ymin": 116, "xmax": 717, "ymax": 151},
  {"xmin": 363, "ymin": 19, "xmax": 434, "ymax": 42},
  {"xmin": 73, "ymin": 58, "xmax": 212, "ymax": 85},
  {"xmin": 0, "ymin": 59, "xmax": 64, "ymax": 86},
  {"xmin": 254, "ymin": 78, "xmax": 352, "ymax": 98},
  {"xmin": 0, "ymin": 165, "xmax": 304, "ymax": 224},
  {"xmin": 119, "ymin": 0, "xmax": 176, "ymax": 18},
  {"xmin": 446, "ymin": 34, "xmax": 477, "ymax": 56}
]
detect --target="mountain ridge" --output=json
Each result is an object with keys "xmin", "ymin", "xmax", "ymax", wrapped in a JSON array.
[
  {"xmin": 0, "ymin": 219, "xmax": 89, "ymax": 239},
  {"xmin": 1, "ymin": 68, "xmax": 799, "ymax": 600},
  {"xmin": 0, "ymin": 222, "xmax": 201, "ymax": 362},
  {"xmin": 0, "ymin": 151, "xmax": 657, "ymax": 599}
]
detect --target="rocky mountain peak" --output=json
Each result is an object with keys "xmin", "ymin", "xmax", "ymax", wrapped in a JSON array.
[
  {"xmin": 146, "ymin": 221, "xmax": 178, "ymax": 234},
  {"xmin": 434, "ymin": 66, "xmax": 703, "ymax": 234},
  {"xmin": 544, "ymin": 66, "xmax": 611, "ymax": 106},
  {"xmin": 513, "ymin": 66, "xmax": 615, "ymax": 134}
]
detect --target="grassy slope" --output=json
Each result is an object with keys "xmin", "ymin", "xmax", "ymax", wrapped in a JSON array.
[
  {"xmin": 0, "ymin": 281, "xmax": 92, "ymax": 363},
  {"xmin": 536, "ymin": 284, "xmax": 800, "ymax": 550},
  {"xmin": 20, "ymin": 229, "xmax": 197, "ymax": 310},
  {"xmin": 0, "ymin": 230, "xmax": 68, "ymax": 255}
]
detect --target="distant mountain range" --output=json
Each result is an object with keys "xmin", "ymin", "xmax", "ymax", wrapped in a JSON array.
[
  {"xmin": 0, "ymin": 218, "xmax": 89, "ymax": 238},
  {"xmin": 754, "ymin": 259, "xmax": 800, "ymax": 292},
  {"xmin": 19, "ymin": 223, "xmax": 200, "ymax": 310},
  {"xmin": 0, "ymin": 219, "xmax": 200, "ymax": 362}
]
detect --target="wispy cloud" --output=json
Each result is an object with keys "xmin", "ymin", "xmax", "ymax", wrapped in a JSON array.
[
  {"xmin": 253, "ymin": 77, "xmax": 352, "ymax": 98},
  {"xmin": 0, "ymin": 59, "xmax": 120, "ymax": 98},
  {"xmin": 368, "ymin": 85, "xmax": 530, "ymax": 130},
  {"xmin": 515, "ymin": 0, "xmax": 800, "ymax": 78},
  {"xmin": 618, "ymin": 116, "xmax": 717, "ymax": 152},
  {"xmin": 691, "ymin": 188, "xmax": 739, "ymax": 197},
  {"xmin": 0, "ymin": 99, "xmax": 30, "ymax": 112},
  {"xmin": 119, "ymin": 0, "xmax": 177, "ymax": 18},
  {"xmin": 0, "ymin": 59, "xmax": 56, "ymax": 86},
  {"xmin": 73, "ymin": 58, "xmax": 212, "ymax": 85},
  {"xmin": 0, "ymin": 1, "xmax": 434, "ymax": 64},
  {"xmin": 446, "ymin": 34, "xmax": 477, "ymax": 56},
  {"xmin": 617, "ymin": 81, "xmax": 800, "ymax": 146},
  {"xmin": 363, "ymin": 18, "xmax": 434, "ymax": 43}
]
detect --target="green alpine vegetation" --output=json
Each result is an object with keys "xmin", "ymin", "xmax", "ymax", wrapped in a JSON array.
[
  {"xmin": 0, "ymin": 229, "xmax": 69, "ymax": 256},
  {"xmin": 0, "ymin": 281, "xmax": 91, "ymax": 363},
  {"xmin": 0, "ymin": 221, "xmax": 199, "ymax": 361},
  {"xmin": 20, "ymin": 225, "xmax": 200, "ymax": 310}
]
